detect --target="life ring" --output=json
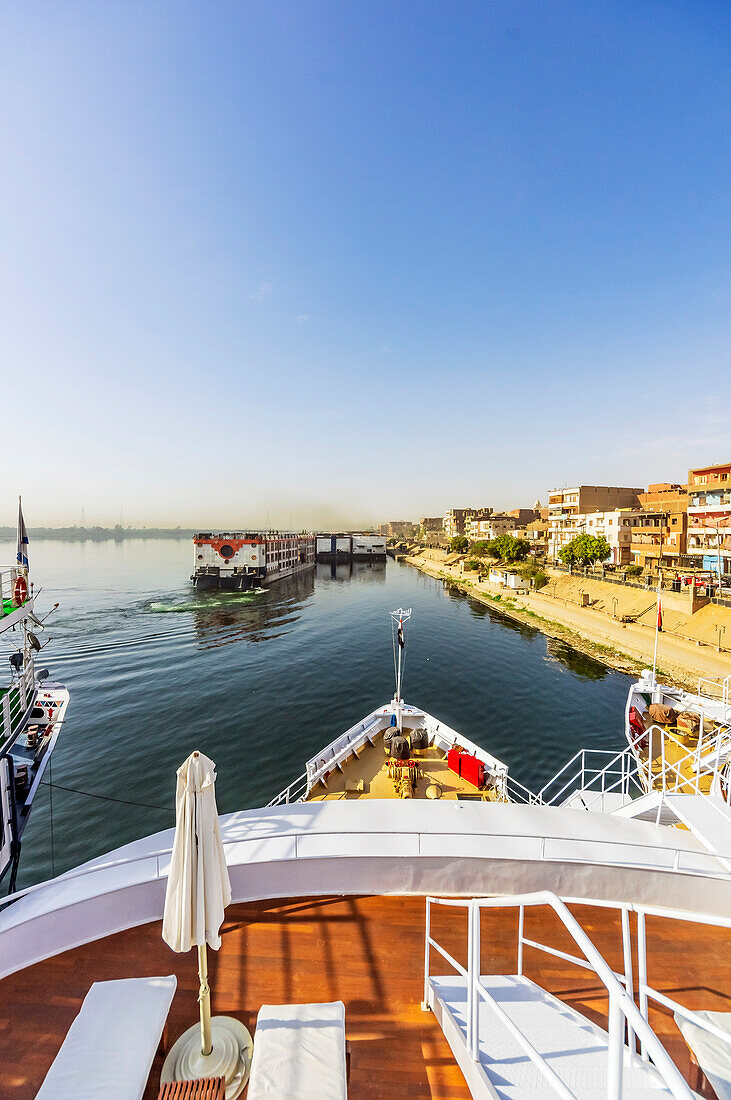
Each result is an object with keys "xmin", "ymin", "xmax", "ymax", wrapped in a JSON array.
[{"xmin": 12, "ymin": 575, "xmax": 28, "ymax": 606}]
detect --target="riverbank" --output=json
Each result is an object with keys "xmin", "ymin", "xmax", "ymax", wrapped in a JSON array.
[{"xmin": 403, "ymin": 550, "xmax": 731, "ymax": 692}]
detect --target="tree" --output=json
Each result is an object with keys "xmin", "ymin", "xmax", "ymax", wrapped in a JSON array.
[
  {"xmin": 558, "ymin": 533, "xmax": 611, "ymax": 567},
  {"xmin": 449, "ymin": 535, "xmax": 469, "ymax": 553},
  {"xmin": 470, "ymin": 540, "xmax": 491, "ymax": 557},
  {"xmin": 487, "ymin": 534, "xmax": 530, "ymax": 562}
]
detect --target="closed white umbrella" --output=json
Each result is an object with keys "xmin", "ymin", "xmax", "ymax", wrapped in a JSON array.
[{"xmin": 160, "ymin": 751, "xmax": 252, "ymax": 1098}]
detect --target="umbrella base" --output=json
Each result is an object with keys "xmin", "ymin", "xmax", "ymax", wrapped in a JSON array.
[{"xmin": 161, "ymin": 1015, "xmax": 253, "ymax": 1099}]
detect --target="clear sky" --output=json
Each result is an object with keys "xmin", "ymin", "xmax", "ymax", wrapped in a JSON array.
[{"xmin": 2, "ymin": 1, "xmax": 730, "ymax": 528}]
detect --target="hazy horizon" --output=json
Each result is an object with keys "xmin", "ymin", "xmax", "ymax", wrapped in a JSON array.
[{"xmin": 2, "ymin": 2, "xmax": 730, "ymax": 529}]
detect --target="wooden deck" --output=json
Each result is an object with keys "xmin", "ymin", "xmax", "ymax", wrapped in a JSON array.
[
  {"xmin": 0, "ymin": 894, "xmax": 728, "ymax": 1098},
  {"xmin": 306, "ymin": 738, "xmax": 502, "ymax": 802}
]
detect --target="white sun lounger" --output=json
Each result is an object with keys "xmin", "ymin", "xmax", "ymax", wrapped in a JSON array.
[
  {"xmin": 35, "ymin": 975, "xmax": 177, "ymax": 1100},
  {"xmin": 675, "ymin": 1010, "xmax": 731, "ymax": 1100},
  {"xmin": 247, "ymin": 1000, "xmax": 348, "ymax": 1099}
]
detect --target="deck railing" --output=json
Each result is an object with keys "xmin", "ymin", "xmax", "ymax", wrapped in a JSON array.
[
  {"xmin": 0, "ymin": 566, "xmax": 28, "ymax": 615},
  {"xmin": 267, "ymin": 771, "xmax": 308, "ymax": 806},
  {"xmin": 424, "ymin": 892, "xmax": 700, "ymax": 1100},
  {"xmin": 537, "ymin": 746, "xmax": 644, "ymax": 810},
  {"xmin": 697, "ymin": 674, "xmax": 731, "ymax": 708},
  {"xmin": 0, "ymin": 657, "xmax": 35, "ymax": 749},
  {"xmin": 637, "ymin": 720, "xmax": 731, "ymax": 807}
]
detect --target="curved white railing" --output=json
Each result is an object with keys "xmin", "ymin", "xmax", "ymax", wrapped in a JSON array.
[{"xmin": 425, "ymin": 892, "xmax": 698, "ymax": 1099}]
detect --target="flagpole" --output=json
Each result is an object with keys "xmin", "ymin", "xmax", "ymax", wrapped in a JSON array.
[
  {"xmin": 396, "ymin": 615, "xmax": 403, "ymax": 702},
  {"xmin": 651, "ymin": 582, "xmax": 661, "ymax": 686}
]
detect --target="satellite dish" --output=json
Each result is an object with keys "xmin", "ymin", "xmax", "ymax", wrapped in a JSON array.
[{"xmin": 28, "ymin": 632, "xmax": 42, "ymax": 652}]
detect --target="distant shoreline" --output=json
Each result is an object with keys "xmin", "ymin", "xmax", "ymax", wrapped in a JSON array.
[{"xmin": 0, "ymin": 527, "xmax": 195, "ymax": 541}]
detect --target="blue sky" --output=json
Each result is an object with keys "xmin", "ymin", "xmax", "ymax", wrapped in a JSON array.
[{"xmin": 2, "ymin": 1, "xmax": 730, "ymax": 527}]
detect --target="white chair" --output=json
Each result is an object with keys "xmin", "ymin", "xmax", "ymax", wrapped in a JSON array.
[
  {"xmin": 247, "ymin": 1000, "xmax": 348, "ymax": 1099},
  {"xmin": 36, "ymin": 975, "xmax": 177, "ymax": 1100}
]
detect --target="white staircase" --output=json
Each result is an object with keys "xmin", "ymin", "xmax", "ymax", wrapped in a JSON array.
[
  {"xmin": 612, "ymin": 793, "xmax": 731, "ymax": 871},
  {"xmin": 428, "ymin": 973, "xmax": 689, "ymax": 1099},
  {"xmin": 424, "ymin": 893, "xmax": 701, "ymax": 1100}
]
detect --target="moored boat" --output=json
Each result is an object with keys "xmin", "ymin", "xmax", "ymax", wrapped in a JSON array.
[{"xmin": 0, "ymin": 501, "xmax": 70, "ymax": 892}]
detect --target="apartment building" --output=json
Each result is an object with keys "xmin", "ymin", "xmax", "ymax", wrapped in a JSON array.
[
  {"xmin": 547, "ymin": 485, "xmax": 643, "ymax": 559},
  {"xmin": 444, "ymin": 507, "xmax": 491, "ymax": 539},
  {"xmin": 633, "ymin": 484, "xmax": 688, "ymax": 566},
  {"xmin": 524, "ymin": 517, "xmax": 549, "ymax": 555},
  {"xmin": 467, "ymin": 513, "xmax": 516, "ymax": 541},
  {"xmin": 419, "ymin": 517, "xmax": 444, "ymax": 536},
  {"xmin": 579, "ymin": 510, "xmax": 642, "ymax": 566},
  {"xmin": 686, "ymin": 461, "xmax": 731, "ymax": 578}
]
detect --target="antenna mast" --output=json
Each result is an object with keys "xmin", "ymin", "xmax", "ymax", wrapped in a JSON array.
[{"xmin": 390, "ymin": 607, "xmax": 412, "ymax": 723}]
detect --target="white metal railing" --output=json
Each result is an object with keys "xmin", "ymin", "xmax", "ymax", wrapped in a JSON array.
[
  {"xmin": 639, "ymin": 721, "xmax": 731, "ymax": 808},
  {"xmin": 0, "ymin": 657, "xmax": 35, "ymax": 748},
  {"xmin": 0, "ymin": 566, "xmax": 26, "ymax": 612},
  {"xmin": 538, "ymin": 747, "xmax": 644, "ymax": 811},
  {"xmin": 304, "ymin": 713, "xmax": 390, "ymax": 792},
  {"xmin": 504, "ymin": 773, "xmax": 543, "ymax": 805},
  {"xmin": 635, "ymin": 907, "xmax": 731, "ymax": 1058},
  {"xmin": 274, "ymin": 706, "xmax": 511, "ymax": 804},
  {"xmin": 697, "ymin": 674, "xmax": 731, "ymax": 706},
  {"xmin": 267, "ymin": 771, "xmax": 308, "ymax": 806},
  {"xmin": 424, "ymin": 893, "xmax": 696, "ymax": 1100}
]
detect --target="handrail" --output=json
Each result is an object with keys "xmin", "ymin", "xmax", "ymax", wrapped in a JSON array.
[
  {"xmin": 424, "ymin": 892, "xmax": 696, "ymax": 1100},
  {"xmin": 635, "ymin": 907, "xmax": 731, "ymax": 1057},
  {"xmin": 539, "ymin": 746, "xmax": 644, "ymax": 809},
  {"xmin": 425, "ymin": 898, "xmax": 577, "ymax": 1100}
]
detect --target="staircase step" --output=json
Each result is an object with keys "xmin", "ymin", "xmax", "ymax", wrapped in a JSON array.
[{"xmin": 429, "ymin": 974, "xmax": 686, "ymax": 1098}]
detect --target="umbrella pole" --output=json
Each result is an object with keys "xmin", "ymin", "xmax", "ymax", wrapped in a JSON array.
[{"xmin": 198, "ymin": 943, "xmax": 213, "ymax": 1056}]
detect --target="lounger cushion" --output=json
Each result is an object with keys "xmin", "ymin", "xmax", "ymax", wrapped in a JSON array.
[
  {"xmin": 247, "ymin": 1001, "xmax": 347, "ymax": 1099},
  {"xmin": 36, "ymin": 975, "xmax": 177, "ymax": 1100},
  {"xmin": 675, "ymin": 1010, "xmax": 731, "ymax": 1100}
]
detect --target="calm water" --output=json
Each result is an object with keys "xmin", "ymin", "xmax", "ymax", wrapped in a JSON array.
[{"xmin": 2, "ymin": 539, "xmax": 632, "ymax": 888}]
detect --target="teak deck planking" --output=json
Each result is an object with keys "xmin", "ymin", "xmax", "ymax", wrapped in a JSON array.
[{"xmin": 0, "ymin": 894, "xmax": 728, "ymax": 1098}]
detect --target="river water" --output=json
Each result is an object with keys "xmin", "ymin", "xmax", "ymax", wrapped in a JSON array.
[{"xmin": 2, "ymin": 539, "xmax": 632, "ymax": 888}]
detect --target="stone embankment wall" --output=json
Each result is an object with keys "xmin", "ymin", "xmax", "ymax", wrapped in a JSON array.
[{"xmin": 401, "ymin": 547, "xmax": 731, "ymax": 690}]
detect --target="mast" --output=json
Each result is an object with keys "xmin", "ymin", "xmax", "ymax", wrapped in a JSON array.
[{"xmin": 390, "ymin": 608, "xmax": 412, "ymax": 729}]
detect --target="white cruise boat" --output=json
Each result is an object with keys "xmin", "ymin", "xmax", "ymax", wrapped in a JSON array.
[
  {"xmin": 0, "ymin": 507, "xmax": 70, "ymax": 894},
  {"xmin": 623, "ymin": 670, "xmax": 731, "ymax": 810},
  {"xmin": 1, "ymin": 609, "xmax": 729, "ymax": 1099}
]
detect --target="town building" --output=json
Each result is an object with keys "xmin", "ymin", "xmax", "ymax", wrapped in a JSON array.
[
  {"xmin": 386, "ymin": 520, "xmax": 416, "ymax": 539},
  {"xmin": 547, "ymin": 485, "xmax": 643, "ymax": 560},
  {"xmin": 443, "ymin": 507, "xmax": 491, "ymax": 540},
  {"xmin": 524, "ymin": 517, "xmax": 549, "ymax": 556},
  {"xmin": 632, "ymin": 484, "xmax": 688, "ymax": 567},
  {"xmin": 468, "ymin": 513, "xmax": 516, "ymax": 541},
  {"xmin": 579, "ymin": 509, "xmax": 642, "ymax": 566},
  {"xmin": 419, "ymin": 517, "xmax": 444, "ymax": 537},
  {"xmin": 507, "ymin": 507, "xmax": 539, "ymax": 526},
  {"xmin": 686, "ymin": 461, "xmax": 731, "ymax": 580}
]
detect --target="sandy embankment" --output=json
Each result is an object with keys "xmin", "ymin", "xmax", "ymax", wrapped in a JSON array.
[{"xmin": 403, "ymin": 548, "xmax": 731, "ymax": 690}]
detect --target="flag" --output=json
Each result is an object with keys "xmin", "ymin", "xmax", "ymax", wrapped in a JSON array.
[
  {"xmin": 397, "ymin": 621, "xmax": 405, "ymax": 648},
  {"xmin": 656, "ymin": 598, "xmax": 662, "ymax": 633},
  {"xmin": 17, "ymin": 498, "xmax": 29, "ymax": 569}
]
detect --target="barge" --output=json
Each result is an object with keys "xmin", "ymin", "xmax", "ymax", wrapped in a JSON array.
[
  {"xmin": 191, "ymin": 531, "xmax": 315, "ymax": 591},
  {"xmin": 315, "ymin": 533, "xmax": 387, "ymax": 562}
]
